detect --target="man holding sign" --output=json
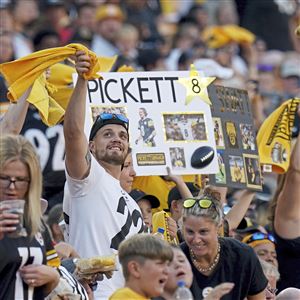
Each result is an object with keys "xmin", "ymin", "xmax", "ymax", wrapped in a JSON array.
[{"xmin": 63, "ymin": 51, "xmax": 144, "ymax": 299}]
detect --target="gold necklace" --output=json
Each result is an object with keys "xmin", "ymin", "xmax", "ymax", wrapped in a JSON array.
[{"xmin": 190, "ymin": 243, "xmax": 221, "ymax": 273}]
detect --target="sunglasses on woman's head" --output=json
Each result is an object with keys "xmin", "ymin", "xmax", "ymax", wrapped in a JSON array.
[
  {"xmin": 183, "ymin": 198, "xmax": 213, "ymax": 209},
  {"xmin": 246, "ymin": 232, "xmax": 276, "ymax": 244}
]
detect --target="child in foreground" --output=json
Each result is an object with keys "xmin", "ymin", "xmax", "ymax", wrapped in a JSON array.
[{"xmin": 109, "ymin": 234, "xmax": 173, "ymax": 300}]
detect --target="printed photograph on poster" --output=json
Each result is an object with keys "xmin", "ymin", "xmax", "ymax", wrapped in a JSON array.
[
  {"xmin": 215, "ymin": 150, "xmax": 226, "ymax": 184},
  {"xmin": 90, "ymin": 105, "xmax": 127, "ymax": 122},
  {"xmin": 170, "ymin": 147, "xmax": 186, "ymax": 169},
  {"xmin": 225, "ymin": 121, "xmax": 239, "ymax": 149},
  {"xmin": 135, "ymin": 107, "xmax": 157, "ymax": 147},
  {"xmin": 213, "ymin": 118, "xmax": 225, "ymax": 148},
  {"xmin": 243, "ymin": 154, "xmax": 262, "ymax": 189},
  {"xmin": 240, "ymin": 123, "xmax": 256, "ymax": 150},
  {"xmin": 229, "ymin": 155, "xmax": 246, "ymax": 183},
  {"xmin": 163, "ymin": 113, "xmax": 207, "ymax": 142}
]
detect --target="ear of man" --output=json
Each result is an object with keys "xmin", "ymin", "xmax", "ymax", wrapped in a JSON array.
[{"xmin": 89, "ymin": 141, "xmax": 96, "ymax": 154}]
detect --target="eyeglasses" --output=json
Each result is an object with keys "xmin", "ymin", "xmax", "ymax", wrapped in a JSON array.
[
  {"xmin": 0, "ymin": 176, "xmax": 30, "ymax": 190},
  {"xmin": 97, "ymin": 113, "xmax": 129, "ymax": 129},
  {"xmin": 183, "ymin": 198, "xmax": 213, "ymax": 209},
  {"xmin": 246, "ymin": 232, "xmax": 276, "ymax": 244}
]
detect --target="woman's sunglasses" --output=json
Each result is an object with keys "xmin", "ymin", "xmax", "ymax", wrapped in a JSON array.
[{"xmin": 183, "ymin": 198, "xmax": 213, "ymax": 209}]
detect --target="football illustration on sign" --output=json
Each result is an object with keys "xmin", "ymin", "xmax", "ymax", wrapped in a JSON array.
[{"xmin": 191, "ymin": 146, "xmax": 215, "ymax": 168}]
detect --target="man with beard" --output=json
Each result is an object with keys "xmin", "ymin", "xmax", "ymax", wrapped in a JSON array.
[{"xmin": 63, "ymin": 51, "xmax": 144, "ymax": 299}]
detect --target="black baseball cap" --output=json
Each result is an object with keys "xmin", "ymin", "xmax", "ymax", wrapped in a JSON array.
[
  {"xmin": 89, "ymin": 113, "xmax": 129, "ymax": 141},
  {"xmin": 167, "ymin": 182, "xmax": 200, "ymax": 209},
  {"xmin": 235, "ymin": 217, "xmax": 260, "ymax": 234},
  {"xmin": 130, "ymin": 189, "xmax": 160, "ymax": 209}
]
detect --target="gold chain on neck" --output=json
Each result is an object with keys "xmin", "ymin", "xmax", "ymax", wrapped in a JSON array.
[{"xmin": 190, "ymin": 242, "xmax": 221, "ymax": 273}]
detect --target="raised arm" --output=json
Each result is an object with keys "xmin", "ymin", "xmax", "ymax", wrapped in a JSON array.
[
  {"xmin": 0, "ymin": 87, "xmax": 31, "ymax": 135},
  {"xmin": 274, "ymin": 105, "xmax": 300, "ymax": 239},
  {"xmin": 63, "ymin": 51, "xmax": 92, "ymax": 180},
  {"xmin": 164, "ymin": 166, "xmax": 193, "ymax": 199},
  {"xmin": 225, "ymin": 189, "xmax": 255, "ymax": 231}
]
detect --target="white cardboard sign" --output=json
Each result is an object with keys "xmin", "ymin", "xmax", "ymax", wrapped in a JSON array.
[{"xmin": 82, "ymin": 71, "xmax": 218, "ymax": 176}]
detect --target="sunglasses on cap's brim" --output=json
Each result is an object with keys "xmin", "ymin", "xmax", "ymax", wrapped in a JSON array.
[
  {"xmin": 183, "ymin": 198, "xmax": 213, "ymax": 209},
  {"xmin": 247, "ymin": 232, "xmax": 276, "ymax": 244},
  {"xmin": 97, "ymin": 113, "xmax": 129, "ymax": 125},
  {"xmin": 89, "ymin": 113, "xmax": 129, "ymax": 141}
]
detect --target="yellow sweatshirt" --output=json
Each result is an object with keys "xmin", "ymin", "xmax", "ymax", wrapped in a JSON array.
[{"xmin": 109, "ymin": 287, "xmax": 149, "ymax": 300}]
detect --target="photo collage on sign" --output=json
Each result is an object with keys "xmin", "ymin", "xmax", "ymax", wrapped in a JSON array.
[{"xmin": 209, "ymin": 85, "xmax": 262, "ymax": 190}]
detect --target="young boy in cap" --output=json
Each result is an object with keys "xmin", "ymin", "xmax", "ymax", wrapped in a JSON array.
[
  {"xmin": 109, "ymin": 234, "xmax": 173, "ymax": 300},
  {"xmin": 130, "ymin": 189, "xmax": 160, "ymax": 232}
]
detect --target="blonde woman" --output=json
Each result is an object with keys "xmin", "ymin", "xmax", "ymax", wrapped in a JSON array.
[
  {"xmin": 0, "ymin": 134, "xmax": 59, "ymax": 299},
  {"xmin": 180, "ymin": 187, "xmax": 268, "ymax": 299}
]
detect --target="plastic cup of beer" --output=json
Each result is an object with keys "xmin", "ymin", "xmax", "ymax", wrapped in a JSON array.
[{"xmin": 0, "ymin": 199, "xmax": 27, "ymax": 238}]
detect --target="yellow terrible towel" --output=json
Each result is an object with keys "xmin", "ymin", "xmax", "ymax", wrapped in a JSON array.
[
  {"xmin": 27, "ymin": 73, "xmax": 66, "ymax": 125},
  {"xmin": 0, "ymin": 44, "xmax": 117, "ymax": 126},
  {"xmin": 257, "ymin": 98, "xmax": 300, "ymax": 173},
  {"xmin": 28, "ymin": 58, "xmax": 116, "ymax": 126},
  {"xmin": 0, "ymin": 43, "xmax": 103, "ymax": 103},
  {"xmin": 47, "ymin": 63, "xmax": 75, "ymax": 112},
  {"xmin": 203, "ymin": 25, "xmax": 255, "ymax": 49}
]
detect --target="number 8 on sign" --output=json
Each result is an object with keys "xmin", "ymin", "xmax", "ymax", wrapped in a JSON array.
[{"xmin": 192, "ymin": 78, "xmax": 201, "ymax": 93}]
